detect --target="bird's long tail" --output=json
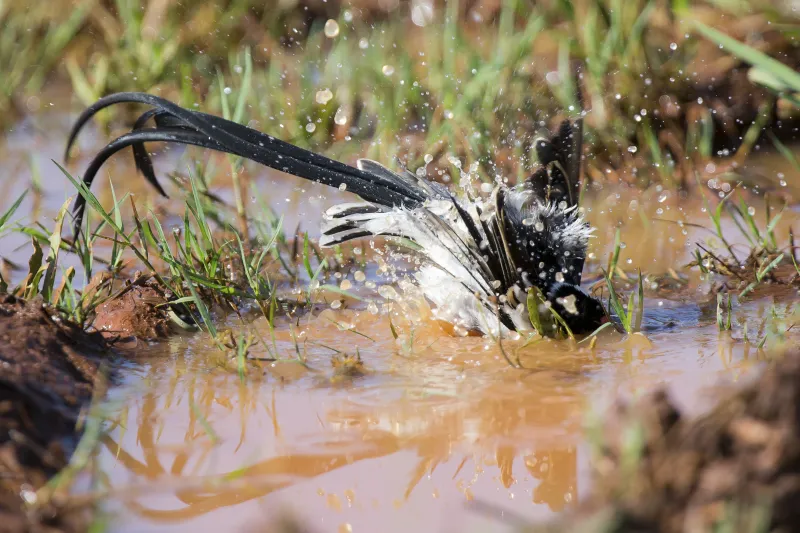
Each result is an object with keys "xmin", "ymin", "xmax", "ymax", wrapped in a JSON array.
[{"xmin": 64, "ymin": 92, "xmax": 429, "ymax": 233}]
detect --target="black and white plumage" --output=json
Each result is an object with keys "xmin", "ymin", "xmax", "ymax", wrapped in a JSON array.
[{"xmin": 65, "ymin": 93, "xmax": 606, "ymax": 336}]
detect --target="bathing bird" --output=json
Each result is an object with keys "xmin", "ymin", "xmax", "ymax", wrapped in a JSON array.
[{"xmin": 65, "ymin": 93, "xmax": 606, "ymax": 336}]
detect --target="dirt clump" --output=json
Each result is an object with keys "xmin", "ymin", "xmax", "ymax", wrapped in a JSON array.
[
  {"xmin": 92, "ymin": 283, "xmax": 171, "ymax": 342},
  {"xmin": 545, "ymin": 350, "xmax": 800, "ymax": 533},
  {"xmin": 0, "ymin": 294, "xmax": 109, "ymax": 531}
]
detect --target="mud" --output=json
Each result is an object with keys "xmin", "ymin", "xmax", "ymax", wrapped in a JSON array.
[
  {"xmin": 548, "ymin": 348, "xmax": 800, "ymax": 533},
  {"xmin": 92, "ymin": 283, "xmax": 171, "ymax": 343},
  {"xmin": 0, "ymin": 294, "xmax": 109, "ymax": 532}
]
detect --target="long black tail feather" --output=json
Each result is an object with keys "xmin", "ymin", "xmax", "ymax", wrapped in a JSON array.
[
  {"xmin": 65, "ymin": 92, "xmax": 427, "ymax": 234},
  {"xmin": 130, "ymin": 108, "xmax": 169, "ymax": 197}
]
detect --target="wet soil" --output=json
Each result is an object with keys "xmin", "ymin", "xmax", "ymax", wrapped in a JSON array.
[
  {"xmin": 0, "ymin": 294, "xmax": 109, "ymax": 532},
  {"xmin": 546, "ymin": 348, "xmax": 800, "ymax": 533},
  {"xmin": 92, "ymin": 283, "xmax": 171, "ymax": 343}
]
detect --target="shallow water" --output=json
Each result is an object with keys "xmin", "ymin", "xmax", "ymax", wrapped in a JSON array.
[
  {"xmin": 2, "ymin": 116, "xmax": 799, "ymax": 532},
  {"xmin": 85, "ymin": 300, "xmax": 784, "ymax": 533}
]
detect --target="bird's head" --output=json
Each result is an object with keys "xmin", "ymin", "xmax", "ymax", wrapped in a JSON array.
[{"xmin": 546, "ymin": 282, "xmax": 607, "ymax": 335}]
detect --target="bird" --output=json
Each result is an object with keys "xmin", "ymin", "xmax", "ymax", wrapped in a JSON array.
[{"xmin": 64, "ymin": 92, "xmax": 607, "ymax": 337}]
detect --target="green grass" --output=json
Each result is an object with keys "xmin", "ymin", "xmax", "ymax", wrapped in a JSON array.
[
  {"xmin": 694, "ymin": 182, "xmax": 791, "ymax": 297},
  {"xmin": 7, "ymin": 158, "xmax": 347, "ymax": 367},
  {"xmin": 694, "ymin": 20, "xmax": 800, "ymax": 105},
  {"xmin": 3, "ymin": 0, "xmax": 798, "ymax": 192}
]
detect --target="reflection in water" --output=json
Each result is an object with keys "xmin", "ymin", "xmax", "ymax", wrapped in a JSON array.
[{"xmin": 93, "ymin": 321, "xmax": 591, "ymax": 530}]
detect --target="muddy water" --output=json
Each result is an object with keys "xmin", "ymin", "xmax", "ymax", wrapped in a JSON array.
[
  {"xmin": 2, "ymin": 118, "xmax": 799, "ymax": 532},
  {"xmin": 86, "ymin": 300, "xmax": 787, "ymax": 533}
]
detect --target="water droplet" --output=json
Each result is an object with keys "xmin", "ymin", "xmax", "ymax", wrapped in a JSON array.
[
  {"xmin": 330, "ymin": 300, "xmax": 342, "ymax": 309},
  {"xmin": 444, "ymin": 110, "xmax": 454, "ymax": 119},
  {"xmin": 424, "ymin": 154, "xmax": 433, "ymax": 164},
  {"xmin": 555, "ymin": 272, "xmax": 565, "ymax": 283},
  {"xmin": 480, "ymin": 182, "xmax": 493, "ymax": 193},
  {"xmin": 378, "ymin": 285, "xmax": 398, "ymax": 300},
  {"xmin": 316, "ymin": 88, "xmax": 333, "ymax": 105},
  {"xmin": 359, "ymin": 38, "xmax": 369, "ymax": 49},
  {"xmin": 670, "ymin": 42, "xmax": 678, "ymax": 51},
  {"xmin": 367, "ymin": 301, "xmax": 379, "ymax": 314},
  {"xmin": 748, "ymin": 206, "xmax": 756, "ymax": 216},
  {"xmin": 305, "ymin": 123, "xmax": 316, "ymax": 133},
  {"xmin": 382, "ymin": 64, "xmax": 395, "ymax": 76},
  {"xmin": 411, "ymin": 0, "xmax": 434, "ymax": 26},
  {"xmin": 19, "ymin": 486, "xmax": 36, "ymax": 505},
  {"xmin": 223, "ymin": 87, "xmax": 232, "ymax": 95},
  {"xmin": 340, "ymin": 279, "xmax": 352, "ymax": 290},
  {"xmin": 522, "ymin": 218, "xmax": 534, "ymax": 226},
  {"xmin": 324, "ymin": 19, "xmax": 340, "ymax": 38},
  {"xmin": 628, "ymin": 145, "xmax": 638, "ymax": 153},
  {"xmin": 354, "ymin": 271, "xmax": 366, "ymax": 282},
  {"xmin": 339, "ymin": 183, "xmax": 347, "ymax": 191},
  {"xmin": 534, "ymin": 221, "xmax": 545, "ymax": 232},
  {"xmin": 25, "ymin": 96, "xmax": 40, "ymax": 112}
]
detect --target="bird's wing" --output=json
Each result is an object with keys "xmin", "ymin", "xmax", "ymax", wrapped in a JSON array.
[
  {"xmin": 527, "ymin": 118, "xmax": 583, "ymax": 208},
  {"xmin": 319, "ymin": 191, "xmax": 520, "ymax": 330}
]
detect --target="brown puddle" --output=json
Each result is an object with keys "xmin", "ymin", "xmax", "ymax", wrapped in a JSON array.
[
  {"xmin": 85, "ymin": 297, "xmax": 790, "ymax": 533},
  {"xmin": 2, "ymin": 118, "xmax": 800, "ymax": 532}
]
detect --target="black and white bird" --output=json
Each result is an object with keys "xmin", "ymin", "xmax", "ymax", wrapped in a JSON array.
[{"xmin": 65, "ymin": 93, "xmax": 607, "ymax": 336}]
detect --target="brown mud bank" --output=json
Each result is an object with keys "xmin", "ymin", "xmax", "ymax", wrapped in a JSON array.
[
  {"xmin": 542, "ymin": 347, "xmax": 800, "ymax": 533},
  {"xmin": 0, "ymin": 294, "xmax": 113, "ymax": 532},
  {"xmin": 0, "ymin": 276, "xmax": 183, "ymax": 531}
]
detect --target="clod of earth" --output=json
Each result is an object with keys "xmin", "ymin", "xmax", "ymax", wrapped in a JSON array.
[
  {"xmin": 544, "ymin": 349, "xmax": 800, "ymax": 533},
  {"xmin": 92, "ymin": 285, "xmax": 171, "ymax": 343},
  {"xmin": 0, "ymin": 294, "xmax": 109, "ymax": 532}
]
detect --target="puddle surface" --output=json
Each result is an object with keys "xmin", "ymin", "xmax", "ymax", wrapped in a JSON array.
[{"xmin": 2, "ymin": 116, "xmax": 799, "ymax": 532}]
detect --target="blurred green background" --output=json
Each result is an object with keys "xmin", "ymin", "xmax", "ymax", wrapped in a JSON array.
[{"xmin": 2, "ymin": 0, "xmax": 800, "ymax": 188}]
